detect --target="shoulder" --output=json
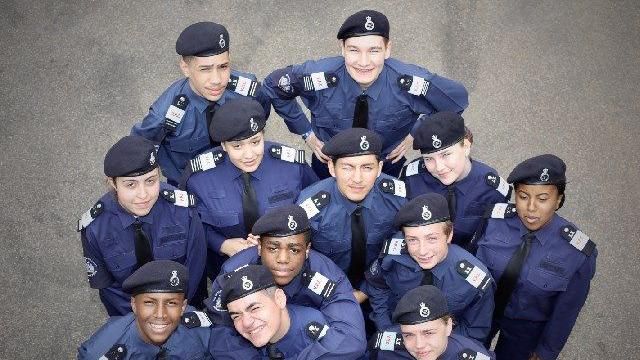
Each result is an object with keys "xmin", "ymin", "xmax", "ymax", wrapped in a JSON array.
[
  {"xmin": 298, "ymin": 56, "xmax": 345, "ymax": 72},
  {"xmin": 369, "ymin": 325, "xmax": 406, "ymax": 352},
  {"xmin": 78, "ymin": 314, "xmax": 135, "ymax": 356},
  {"xmin": 77, "ymin": 193, "xmax": 112, "ymax": 232},
  {"xmin": 288, "ymin": 304, "xmax": 329, "ymax": 342},
  {"xmin": 399, "ymin": 157, "xmax": 428, "ymax": 179},
  {"xmin": 448, "ymin": 333, "xmax": 493, "ymax": 359},
  {"xmin": 297, "ymin": 179, "xmax": 334, "ymax": 219},
  {"xmin": 375, "ymin": 174, "xmax": 408, "ymax": 201},
  {"xmin": 447, "ymin": 245, "xmax": 493, "ymax": 291},
  {"xmin": 551, "ymin": 215, "xmax": 597, "ymax": 258},
  {"xmin": 226, "ymin": 69, "xmax": 261, "ymax": 97},
  {"xmin": 264, "ymin": 141, "xmax": 308, "ymax": 166},
  {"xmin": 308, "ymin": 250, "xmax": 344, "ymax": 281},
  {"xmin": 184, "ymin": 147, "xmax": 228, "ymax": 181},
  {"xmin": 221, "ymin": 247, "xmax": 260, "ymax": 273},
  {"xmin": 385, "ymin": 58, "xmax": 430, "ymax": 77},
  {"xmin": 469, "ymin": 160, "xmax": 511, "ymax": 199},
  {"xmin": 158, "ymin": 183, "xmax": 197, "ymax": 208}
]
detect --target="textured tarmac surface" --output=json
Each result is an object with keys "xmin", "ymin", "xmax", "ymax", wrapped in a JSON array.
[{"xmin": 0, "ymin": 1, "xmax": 639, "ymax": 358}]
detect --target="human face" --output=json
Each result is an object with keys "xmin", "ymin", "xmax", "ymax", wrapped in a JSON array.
[
  {"xmin": 422, "ymin": 141, "xmax": 471, "ymax": 186},
  {"xmin": 180, "ymin": 52, "xmax": 231, "ymax": 101},
  {"xmin": 404, "ymin": 223, "xmax": 452, "ymax": 270},
  {"xmin": 109, "ymin": 168, "xmax": 160, "ymax": 217},
  {"xmin": 222, "ymin": 132, "xmax": 265, "ymax": 173},
  {"xmin": 328, "ymin": 155, "xmax": 382, "ymax": 202},
  {"xmin": 259, "ymin": 234, "xmax": 310, "ymax": 286},
  {"xmin": 401, "ymin": 318, "xmax": 453, "ymax": 360},
  {"xmin": 228, "ymin": 289, "xmax": 288, "ymax": 347},
  {"xmin": 131, "ymin": 292, "xmax": 187, "ymax": 346},
  {"xmin": 515, "ymin": 184, "xmax": 562, "ymax": 231},
  {"xmin": 341, "ymin": 35, "xmax": 390, "ymax": 89}
]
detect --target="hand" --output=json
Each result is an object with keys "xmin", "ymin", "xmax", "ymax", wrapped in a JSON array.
[
  {"xmin": 529, "ymin": 353, "xmax": 543, "ymax": 360},
  {"xmin": 305, "ymin": 133, "xmax": 330, "ymax": 163},
  {"xmin": 246, "ymin": 233, "xmax": 260, "ymax": 246},
  {"xmin": 353, "ymin": 290, "xmax": 369, "ymax": 304},
  {"xmin": 386, "ymin": 134, "xmax": 413, "ymax": 164},
  {"xmin": 220, "ymin": 238, "xmax": 255, "ymax": 257}
]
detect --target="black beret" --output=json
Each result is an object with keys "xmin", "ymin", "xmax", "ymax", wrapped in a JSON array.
[
  {"xmin": 104, "ymin": 136, "xmax": 158, "ymax": 177},
  {"xmin": 252, "ymin": 205, "xmax": 310, "ymax": 237},
  {"xmin": 209, "ymin": 98, "xmax": 266, "ymax": 142},
  {"xmin": 507, "ymin": 154, "xmax": 567, "ymax": 185},
  {"xmin": 413, "ymin": 112, "xmax": 466, "ymax": 154},
  {"xmin": 322, "ymin": 128, "xmax": 382, "ymax": 159},
  {"xmin": 337, "ymin": 10, "xmax": 389, "ymax": 40},
  {"xmin": 392, "ymin": 285, "xmax": 449, "ymax": 325},
  {"xmin": 122, "ymin": 260, "xmax": 188, "ymax": 296},
  {"xmin": 221, "ymin": 265, "xmax": 276, "ymax": 307},
  {"xmin": 394, "ymin": 193, "xmax": 450, "ymax": 228},
  {"xmin": 175, "ymin": 22, "xmax": 229, "ymax": 56}
]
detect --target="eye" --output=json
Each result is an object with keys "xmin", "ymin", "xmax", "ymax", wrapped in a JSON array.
[
  {"xmin": 144, "ymin": 300, "xmax": 154, "ymax": 306},
  {"xmin": 146, "ymin": 178, "xmax": 156, "ymax": 185},
  {"xmin": 125, "ymin": 182, "xmax": 136, "ymax": 188},
  {"xmin": 232, "ymin": 144, "xmax": 241, "ymax": 150},
  {"xmin": 268, "ymin": 246, "xmax": 278, "ymax": 252},
  {"xmin": 290, "ymin": 248, "xmax": 301, "ymax": 254},
  {"xmin": 220, "ymin": 64, "xmax": 229, "ymax": 69},
  {"xmin": 251, "ymin": 140, "xmax": 260, "ymax": 145},
  {"xmin": 518, "ymin": 193, "xmax": 528, "ymax": 200},
  {"xmin": 231, "ymin": 314, "xmax": 240, "ymax": 321}
]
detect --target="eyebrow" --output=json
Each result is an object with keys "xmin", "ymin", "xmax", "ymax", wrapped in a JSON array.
[{"xmin": 244, "ymin": 302, "xmax": 260, "ymax": 312}]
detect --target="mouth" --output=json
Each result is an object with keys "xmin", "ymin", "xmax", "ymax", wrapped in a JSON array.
[
  {"xmin": 353, "ymin": 67, "xmax": 373, "ymax": 75},
  {"xmin": 247, "ymin": 324, "xmax": 265, "ymax": 337},
  {"xmin": 148, "ymin": 322, "xmax": 170, "ymax": 332},
  {"xmin": 417, "ymin": 254, "xmax": 435, "ymax": 264},
  {"xmin": 207, "ymin": 87, "xmax": 224, "ymax": 96},
  {"xmin": 134, "ymin": 200, "xmax": 151, "ymax": 208},
  {"xmin": 272, "ymin": 268, "xmax": 292, "ymax": 277},
  {"xmin": 524, "ymin": 215, "xmax": 539, "ymax": 224}
]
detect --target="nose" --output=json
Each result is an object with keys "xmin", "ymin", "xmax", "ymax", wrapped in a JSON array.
[
  {"xmin": 276, "ymin": 249, "xmax": 290, "ymax": 264},
  {"xmin": 414, "ymin": 333, "xmax": 427, "ymax": 350},
  {"xmin": 433, "ymin": 157, "xmax": 446, "ymax": 172},
  {"xmin": 154, "ymin": 304, "xmax": 166, "ymax": 319},
  {"xmin": 357, "ymin": 51, "xmax": 370, "ymax": 66},
  {"xmin": 527, "ymin": 198, "xmax": 536, "ymax": 212},
  {"xmin": 418, "ymin": 240, "xmax": 429, "ymax": 256},
  {"xmin": 136, "ymin": 184, "xmax": 149, "ymax": 199},
  {"xmin": 211, "ymin": 68, "xmax": 222, "ymax": 86},
  {"xmin": 352, "ymin": 167, "xmax": 363, "ymax": 183},
  {"xmin": 241, "ymin": 314, "xmax": 254, "ymax": 329}
]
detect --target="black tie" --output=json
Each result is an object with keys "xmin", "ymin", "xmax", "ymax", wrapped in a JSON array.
[
  {"xmin": 446, "ymin": 185, "xmax": 457, "ymax": 221},
  {"xmin": 493, "ymin": 233, "xmax": 534, "ymax": 319},
  {"xmin": 155, "ymin": 348, "xmax": 168, "ymax": 360},
  {"xmin": 352, "ymin": 94, "xmax": 368, "ymax": 128},
  {"xmin": 206, "ymin": 103, "xmax": 221, "ymax": 148},
  {"xmin": 348, "ymin": 205, "xmax": 366, "ymax": 287},
  {"xmin": 267, "ymin": 344, "xmax": 284, "ymax": 360},
  {"xmin": 133, "ymin": 220, "xmax": 153, "ymax": 268},
  {"xmin": 242, "ymin": 172, "xmax": 259, "ymax": 234},
  {"xmin": 420, "ymin": 269, "xmax": 434, "ymax": 285}
]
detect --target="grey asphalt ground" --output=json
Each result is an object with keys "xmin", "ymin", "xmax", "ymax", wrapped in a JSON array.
[{"xmin": 0, "ymin": 1, "xmax": 638, "ymax": 359}]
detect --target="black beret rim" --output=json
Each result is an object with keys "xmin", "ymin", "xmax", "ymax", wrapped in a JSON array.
[
  {"xmin": 394, "ymin": 312, "xmax": 450, "ymax": 325},
  {"xmin": 417, "ymin": 135, "xmax": 465, "ymax": 154},
  {"xmin": 108, "ymin": 164, "xmax": 159, "ymax": 178},
  {"xmin": 508, "ymin": 179, "xmax": 567, "ymax": 186},
  {"xmin": 257, "ymin": 228, "xmax": 310, "ymax": 238},
  {"xmin": 327, "ymin": 150, "xmax": 381, "ymax": 159},
  {"xmin": 192, "ymin": 48, "xmax": 229, "ymax": 57},
  {"xmin": 338, "ymin": 31, "xmax": 389, "ymax": 40},
  {"xmin": 129, "ymin": 287, "xmax": 187, "ymax": 296},
  {"xmin": 222, "ymin": 283, "xmax": 276, "ymax": 306},
  {"xmin": 396, "ymin": 215, "xmax": 451, "ymax": 228},
  {"xmin": 212, "ymin": 124, "xmax": 266, "ymax": 143}
]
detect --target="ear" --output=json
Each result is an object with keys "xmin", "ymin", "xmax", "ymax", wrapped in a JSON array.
[
  {"xmin": 445, "ymin": 317, "xmax": 453, "ymax": 336},
  {"xmin": 179, "ymin": 58, "xmax": 191, "ymax": 78},
  {"xmin": 305, "ymin": 242, "xmax": 311, "ymax": 259},
  {"xmin": 555, "ymin": 194, "xmax": 563, "ymax": 210},
  {"xmin": 180, "ymin": 298, "xmax": 188, "ymax": 314},
  {"xmin": 446, "ymin": 227, "xmax": 454, "ymax": 244},
  {"xmin": 384, "ymin": 40, "xmax": 392, "ymax": 59},
  {"xmin": 221, "ymin": 142, "xmax": 227, "ymax": 152},
  {"xmin": 462, "ymin": 139, "xmax": 471, "ymax": 157},
  {"xmin": 376, "ymin": 160, "xmax": 384, "ymax": 177},
  {"xmin": 257, "ymin": 241, "xmax": 262, "ymax": 255},
  {"xmin": 130, "ymin": 296, "xmax": 137, "ymax": 315},
  {"xmin": 107, "ymin": 177, "xmax": 117, "ymax": 191},
  {"xmin": 339, "ymin": 39, "xmax": 346, "ymax": 57},
  {"xmin": 327, "ymin": 159, "xmax": 337, "ymax": 178},
  {"xmin": 274, "ymin": 288, "xmax": 287, "ymax": 309}
]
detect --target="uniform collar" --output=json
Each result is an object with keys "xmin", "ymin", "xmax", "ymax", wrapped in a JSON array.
[
  {"xmin": 431, "ymin": 247, "xmax": 454, "ymax": 280},
  {"xmin": 282, "ymin": 259, "xmax": 309, "ymax": 295},
  {"xmin": 107, "ymin": 192, "xmax": 155, "ymax": 229},
  {"xmin": 517, "ymin": 213, "xmax": 561, "ymax": 246},
  {"xmin": 428, "ymin": 160, "xmax": 478, "ymax": 195},
  {"xmin": 130, "ymin": 319, "xmax": 164, "ymax": 351},
  {"xmin": 331, "ymin": 178, "xmax": 376, "ymax": 214},
  {"xmin": 183, "ymin": 78, "xmax": 211, "ymax": 113},
  {"xmin": 228, "ymin": 152, "xmax": 266, "ymax": 181},
  {"xmin": 341, "ymin": 61, "xmax": 386, "ymax": 101}
]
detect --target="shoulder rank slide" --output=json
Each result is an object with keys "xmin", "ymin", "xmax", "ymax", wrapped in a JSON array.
[
  {"xmin": 302, "ymin": 72, "xmax": 339, "ymax": 91},
  {"xmin": 77, "ymin": 201, "xmax": 105, "ymax": 231},
  {"xmin": 401, "ymin": 158, "xmax": 427, "ymax": 178},
  {"xmin": 379, "ymin": 179, "xmax": 407, "ymax": 198},
  {"xmin": 299, "ymin": 191, "xmax": 330, "ymax": 218},
  {"xmin": 306, "ymin": 321, "xmax": 329, "ymax": 341},
  {"xmin": 269, "ymin": 145, "xmax": 306, "ymax": 164},
  {"xmin": 181, "ymin": 311, "xmax": 212, "ymax": 328},
  {"xmin": 398, "ymin": 74, "xmax": 430, "ymax": 97},
  {"xmin": 458, "ymin": 349, "xmax": 491, "ymax": 360},
  {"xmin": 163, "ymin": 94, "xmax": 189, "ymax": 132},
  {"xmin": 227, "ymin": 75, "xmax": 259, "ymax": 97},
  {"xmin": 161, "ymin": 189, "xmax": 196, "ymax": 207},
  {"xmin": 485, "ymin": 203, "xmax": 517, "ymax": 219},
  {"xmin": 99, "ymin": 344, "xmax": 127, "ymax": 360},
  {"xmin": 303, "ymin": 271, "xmax": 336, "ymax": 299},
  {"xmin": 560, "ymin": 225, "xmax": 596, "ymax": 256},
  {"xmin": 456, "ymin": 260, "xmax": 492, "ymax": 291},
  {"xmin": 370, "ymin": 331, "xmax": 405, "ymax": 351},
  {"xmin": 189, "ymin": 149, "xmax": 225, "ymax": 174},
  {"xmin": 485, "ymin": 172, "xmax": 512, "ymax": 198},
  {"xmin": 381, "ymin": 237, "xmax": 406, "ymax": 256}
]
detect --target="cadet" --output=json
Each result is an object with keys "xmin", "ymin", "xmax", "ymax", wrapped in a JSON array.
[
  {"xmin": 370, "ymin": 285, "xmax": 494, "ymax": 360},
  {"xmin": 296, "ymin": 128, "xmax": 406, "ymax": 301},
  {"xmin": 131, "ymin": 21, "xmax": 271, "ymax": 185},
  {"xmin": 204, "ymin": 204, "xmax": 367, "ymax": 359},
  {"xmin": 475, "ymin": 154, "xmax": 597, "ymax": 360},
  {"xmin": 78, "ymin": 135, "xmax": 206, "ymax": 316},
  {"xmin": 222, "ymin": 264, "xmax": 330, "ymax": 359},
  {"xmin": 400, "ymin": 112, "xmax": 510, "ymax": 249},
  {"xmin": 183, "ymin": 97, "xmax": 318, "ymax": 276},
  {"xmin": 363, "ymin": 193, "xmax": 494, "ymax": 343},
  {"xmin": 262, "ymin": 10, "xmax": 468, "ymax": 179},
  {"xmin": 78, "ymin": 260, "xmax": 212, "ymax": 359}
]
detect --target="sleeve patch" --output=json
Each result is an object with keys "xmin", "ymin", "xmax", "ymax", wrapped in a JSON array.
[
  {"xmin": 163, "ymin": 94, "xmax": 189, "ymax": 132},
  {"xmin": 227, "ymin": 75, "xmax": 259, "ymax": 97},
  {"xmin": 561, "ymin": 225, "xmax": 596, "ymax": 256},
  {"xmin": 299, "ymin": 191, "xmax": 330, "ymax": 218},
  {"xmin": 379, "ymin": 179, "xmax": 407, "ymax": 198},
  {"xmin": 302, "ymin": 72, "xmax": 339, "ymax": 91},
  {"xmin": 456, "ymin": 260, "xmax": 491, "ymax": 291},
  {"xmin": 304, "ymin": 271, "xmax": 336, "ymax": 299},
  {"xmin": 370, "ymin": 331, "xmax": 405, "ymax": 351},
  {"xmin": 458, "ymin": 349, "xmax": 490, "ymax": 360},
  {"xmin": 306, "ymin": 321, "xmax": 329, "ymax": 341},
  {"xmin": 77, "ymin": 201, "xmax": 105, "ymax": 231},
  {"xmin": 485, "ymin": 172, "xmax": 512, "ymax": 198},
  {"xmin": 269, "ymin": 145, "xmax": 306, "ymax": 164},
  {"xmin": 398, "ymin": 74, "xmax": 430, "ymax": 97},
  {"xmin": 161, "ymin": 189, "xmax": 196, "ymax": 207},
  {"xmin": 99, "ymin": 344, "xmax": 127, "ymax": 360},
  {"xmin": 181, "ymin": 311, "xmax": 212, "ymax": 328},
  {"xmin": 189, "ymin": 150, "xmax": 225, "ymax": 174}
]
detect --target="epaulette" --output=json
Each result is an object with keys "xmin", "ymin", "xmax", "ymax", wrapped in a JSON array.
[
  {"xmin": 269, "ymin": 145, "xmax": 306, "ymax": 164},
  {"xmin": 400, "ymin": 158, "xmax": 427, "ymax": 179},
  {"xmin": 163, "ymin": 94, "xmax": 189, "ymax": 132},
  {"xmin": 188, "ymin": 149, "xmax": 225, "ymax": 174},
  {"xmin": 299, "ymin": 191, "xmax": 330, "ymax": 219},
  {"xmin": 99, "ymin": 344, "xmax": 127, "ymax": 360},
  {"xmin": 302, "ymin": 271, "xmax": 336, "ymax": 299},
  {"xmin": 397, "ymin": 74, "xmax": 430, "ymax": 97},
  {"xmin": 77, "ymin": 201, "xmax": 105, "ymax": 231},
  {"xmin": 305, "ymin": 321, "xmax": 329, "ymax": 341},
  {"xmin": 181, "ymin": 311, "xmax": 212, "ymax": 328},
  {"xmin": 456, "ymin": 260, "xmax": 492, "ymax": 291},
  {"xmin": 161, "ymin": 189, "xmax": 197, "ymax": 207},
  {"xmin": 227, "ymin": 74, "xmax": 260, "ymax": 97},
  {"xmin": 381, "ymin": 237, "xmax": 406, "ymax": 256},
  {"xmin": 485, "ymin": 172, "xmax": 512, "ymax": 198},
  {"xmin": 378, "ymin": 178, "xmax": 407, "ymax": 198},
  {"xmin": 485, "ymin": 203, "xmax": 517, "ymax": 219},
  {"xmin": 369, "ymin": 331, "xmax": 405, "ymax": 351},
  {"xmin": 301, "ymin": 72, "xmax": 339, "ymax": 91},
  {"xmin": 560, "ymin": 225, "xmax": 596, "ymax": 256},
  {"xmin": 458, "ymin": 349, "xmax": 491, "ymax": 360}
]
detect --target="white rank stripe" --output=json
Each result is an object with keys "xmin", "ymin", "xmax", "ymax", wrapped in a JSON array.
[
  {"xmin": 496, "ymin": 176, "xmax": 510, "ymax": 197},
  {"xmin": 388, "ymin": 238, "xmax": 404, "ymax": 255},
  {"xmin": 300, "ymin": 197, "xmax": 320, "ymax": 218},
  {"xmin": 234, "ymin": 76, "xmax": 253, "ymax": 96},
  {"xmin": 78, "ymin": 210, "xmax": 93, "ymax": 230},
  {"xmin": 491, "ymin": 203, "xmax": 509, "ymax": 219},
  {"xmin": 280, "ymin": 146, "xmax": 297, "ymax": 162},
  {"xmin": 570, "ymin": 230, "xmax": 590, "ymax": 251},
  {"xmin": 466, "ymin": 266, "xmax": 487, "ymax": 288},
  {"xmin": 318, "ymin": 324, "xmax": 329, "ymax": 340},
  {"xmin": 99, "ymin": 356, "xmax": 108, "ymax": 360},
  {"xmin": 476, "ymin": 353, "xmax": 491, "ymax": 360},
  {"xmin": 310, "ymin": 72, "xmax": 329, "ymax": 90},
  {"xmin": 392, "ymin": 179, "xmax": 407, "ymax": 197},
  {"xmin": 308, "ymin": 272, "xmax": 329, "ymax": 296},
  {"xmin": 166, "ymin": 105, "xmax": 186, "ymax": 123},
  {"xmin": 380, "ymin": 332, "xmax": 398, "ymax": 351},
  {"xmin": 195, "ymin": 311, "xmax": 212, "ymax": 327},
  {"xmin": 174, "ymin": 190, "xmax": 190, "ymax": 207},
  {"xmin": 406, "ymin": 161, "xmax": 420, "ymax": 177},
  {"xmin": 408, "ymin": 76, "xmax": 426, "ymax": 96},
  {"xmin": 199, "ymin": 152, "xmax": 216, "ymax": 171}
]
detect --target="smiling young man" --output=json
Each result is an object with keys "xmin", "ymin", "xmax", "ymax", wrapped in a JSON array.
[
  {"xmin": 78, "ymin": 261, "xmax": 212, "ymax": 359},
  {"xmin": 78, "ymin": 135, "xmax": 206, "ymax": 316},
  {"xmin": 131, "ymin": 21, "xmax": 271, "ymax": 186},
  {"xmin": 204, "ymin": 204, "xmax": 366, "ymax": 359},
  {"xmin": 262, "ymin": 10, "xmax": 469, "ymax": 179}
]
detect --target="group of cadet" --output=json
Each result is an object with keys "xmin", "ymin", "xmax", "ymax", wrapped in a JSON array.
[{"xmin": 76, "ymin": 9, "xmax": 597, "ymax": 360}]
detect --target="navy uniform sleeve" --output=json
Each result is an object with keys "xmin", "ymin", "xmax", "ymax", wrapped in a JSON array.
[
  {"xmin": 535, "ymin": 249, "xmax": 597, "ymax": 360},
  {"xmin": 130, "ymin": 91, "xmax": 169, "ymax": 143},
  {"xmin": 455, "ymin": 275, "xmax": 495, "ymax": 343},
  {"xmin": 184, "ymin": 208, "xmax": 207, "ymax": 302},
  {"xmin": 300, "ymin": 163, "xmax": 320, "ymax": 188},
  {"xmin": 80, "ymin": 228, "xmax": 113, "ymax": 289},
  {"xmin": 362, "ymin": 259, "xmax": 394, "ymax": 331}
]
